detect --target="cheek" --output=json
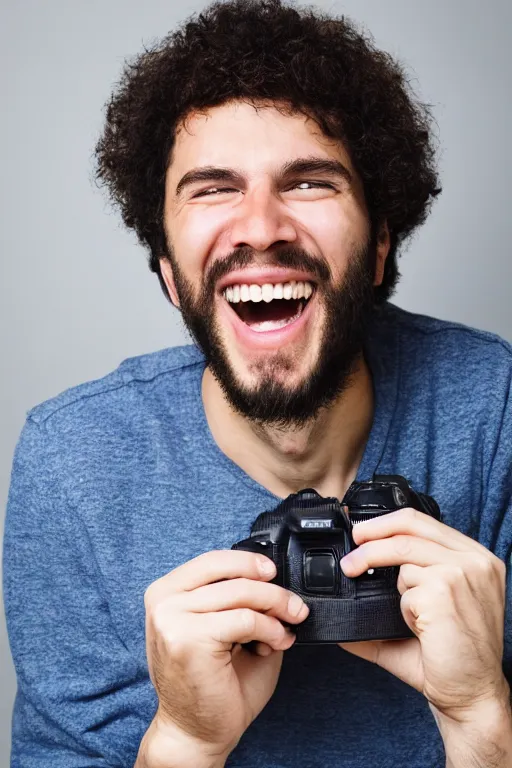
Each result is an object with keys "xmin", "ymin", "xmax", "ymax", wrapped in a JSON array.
[
  {"xmin": 299, "ymin": 203, "xmax": 368, "ymax": 280},
  {"xmin": 172, "ymin": 208, "xmax": 228, "ymax": 280}
]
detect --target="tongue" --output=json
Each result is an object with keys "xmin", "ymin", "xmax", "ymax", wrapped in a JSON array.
[{"xmin": 235, "ymin": 298, "xmax": 303, "ymax": 328}]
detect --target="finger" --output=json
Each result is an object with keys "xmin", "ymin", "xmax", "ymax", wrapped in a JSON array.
[
  {"xmin": 399, "ymin": 585, "xmax": 424, "ymax": 633},
  {"xmin": 399, "ymin": 578, "xmax": 483, "ymax": 634},
  {"xmin": 252, "ymin": 642, "xmax": 275, "ymax": 657},
  {"xmin": 178, "ymin": 578, "xmax": 309, "ymax": 625},
  {"xmin": 146, "ymin": 550, "xmax": 276, "ymax": 602},
  {"xmin": 397, "ymin": 562, "xmax": 479, "ymax": 594},
  {"xmin": 396, "ymin": 563, "xmax": 425, "ymax": 595},
  {"xmin": 338, "ymin": 638, "xmax": 423, "ymax": 691},
  {"xmin": 398, "ymin": 583, "xmax": 465, "ymax": 637},
  {"xmin": 398, "ymin": 561, "xmax": 504, "ymax": 609},
  {"xmin": 340, "ymin": 535, "xmax": 464, "ymax": 577},
  {"xmin": 233, "ymin": 644, "xmax": 285, "ymax": 718},
  {"xmin": 338, "ymin": 639, "xmax": 380, "ymax": 664},
  {"xmin": 204, "ymin": 608, "xmax": 296, "ymax": 651},
  {"xmin": 398, "ymin": 565, "xmax": 505, "ymax": 641},
  {"xmin": 352, "ymin": 507, "xmax": 487, "ymax": 556}
]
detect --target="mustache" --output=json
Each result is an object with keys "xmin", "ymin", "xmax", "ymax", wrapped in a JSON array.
[{"xmin": 203, "ymin": 245, "xmax": 332, "ymax": 295}]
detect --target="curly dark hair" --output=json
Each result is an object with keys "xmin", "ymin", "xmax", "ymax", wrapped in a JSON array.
[{"xmin": 95, "ymin": 0, "xmax": 441, "ymax": 302}]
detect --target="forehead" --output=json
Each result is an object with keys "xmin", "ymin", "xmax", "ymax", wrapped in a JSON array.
[{"xmin": 169, "ymin": 100, "xmax": 356, "ymax": 176}]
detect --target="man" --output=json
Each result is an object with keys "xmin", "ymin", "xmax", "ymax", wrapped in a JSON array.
[{"xmin": 4, "ymin": 0, "xmax": 512, "ymax": 766}]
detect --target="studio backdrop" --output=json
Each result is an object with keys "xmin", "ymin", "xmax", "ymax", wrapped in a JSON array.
[{"xmin": 1, "ymin": 0, "xmax": 511, "ymax": 764}]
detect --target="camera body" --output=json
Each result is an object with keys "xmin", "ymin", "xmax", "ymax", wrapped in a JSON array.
[{"xmin": 232, "ymin": 475, "xmax": 440, "ymax": 643}]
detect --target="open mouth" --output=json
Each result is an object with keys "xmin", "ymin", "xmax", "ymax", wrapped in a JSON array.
[{"xmin": 222, "ymin": 280, "xmax": 315, "ymax": 333}]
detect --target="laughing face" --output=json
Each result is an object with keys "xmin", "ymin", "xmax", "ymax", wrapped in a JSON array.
[{"xmin": 161, "ymin": 100, "xmax": 389, "ymax": 426}]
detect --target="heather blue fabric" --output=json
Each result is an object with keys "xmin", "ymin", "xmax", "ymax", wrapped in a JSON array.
[{"xmin": 4, "ymin": 302, "xmax": 512, "ymax": 768}]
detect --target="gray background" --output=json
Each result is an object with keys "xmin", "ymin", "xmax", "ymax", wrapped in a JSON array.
[{"xmin": 1, "ymin": 0, "xmax": 511, "ymax": 763}]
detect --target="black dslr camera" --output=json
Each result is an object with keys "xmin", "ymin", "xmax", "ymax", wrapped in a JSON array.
[{"xmin": 232, "ymin": 475, "xmax": 440, "ymax": 643}]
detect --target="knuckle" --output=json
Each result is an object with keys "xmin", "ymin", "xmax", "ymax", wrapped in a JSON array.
[
  {"xmin": 165, "ymin": 637, "xmax": 192, "ymax": 662},
  {"xmin": 433, "ymin": 579, "xmax": 452, "ymax": 600},
  {"xmin": 226, "ymin": 577, "xmax": 248, "ymax": 602},
  {"xmin": 143, "ymin": 585, "xmax": 154, "ymax": 609},
  {"xmin": 150, "ymin": 598, "xmax": 180, "ymax": 637},
  {"xmin": 495, "ymin": 557, "xmax": 507, "ymax": 581},
  {"xmin": 398, "ymin": 563, "xmax": 413, "ymax": 582},
  {"xmin": 272, "ymin": 621, "xmax": 287, "ymax": 645},
  {"xmin": 194, "ymin": 549, "xmax": 225, "ymax": 569},
  {"xmin": 442, "ymin": 564, "xmax": 465, "ymax": 586},
  {"xmin": 144, "ymin": 579, "xmax": 164, "ymax": 608},
  {"xmin": 147, "ymin": 614, "xmax": 191, "ymax": 661},
  {"xmin": 394, "ymin": 535, "xmax": 413, "ymax": 558},
  {"xmin": 473, "ymin": 554, "xmax": 494, "ymax": 577},
  {"xmin": 239, "ymin": 608, "xmax": 257, "ymax": 634},
  {"xmin": 150, "ymin": 603, "xmax": 170, "ymax": 635},
  {"xmin": 144, "ymin": 574, "xmax": 171, "ymax": 609},
  {"xmin": 238, "ymin": 578, "xmax": 271, "ymax": 608},
  {"xmin": 259, "ymin": 582, "xmax": 284, "ymax": 607},
  {"xmin": 400, "ymin": 590, "xmax": 415, "ymax": 616},
  {"xmin": 262, "ymin": 614, "xmax": 284, "ymax": 643}
]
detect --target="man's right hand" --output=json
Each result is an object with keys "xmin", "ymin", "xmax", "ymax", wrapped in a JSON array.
[{"xmin": 136, "ymin": 549, "xmax": 310, "ymax": 768}]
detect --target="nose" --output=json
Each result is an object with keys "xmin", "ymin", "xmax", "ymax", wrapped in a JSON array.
[{"xmin": 228, "ymin": 186, "xmax": 298, "ymax": 252}]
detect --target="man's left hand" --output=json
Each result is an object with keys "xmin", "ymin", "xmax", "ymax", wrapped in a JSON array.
[{"xmin": 338, "ymin": 507, "xmax": 510, "ymax": 725}]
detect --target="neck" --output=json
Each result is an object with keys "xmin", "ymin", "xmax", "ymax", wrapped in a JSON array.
[{"xmin": 201, "ymin": 357, "xmax": 374, "ymax": 500}]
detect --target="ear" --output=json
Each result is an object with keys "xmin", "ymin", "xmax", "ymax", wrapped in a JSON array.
[
  {"xmin": 159, "ymin": 258, "xmax": 181, "ymax": 308},
  {"xmin": 373, "ymin": 220, "xmax": 391, "ymax": 287}
]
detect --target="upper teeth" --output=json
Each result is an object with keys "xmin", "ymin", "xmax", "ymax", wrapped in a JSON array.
[{"xmin": 223, "ymin": 281, "xmax": 313, "ymax": 304}]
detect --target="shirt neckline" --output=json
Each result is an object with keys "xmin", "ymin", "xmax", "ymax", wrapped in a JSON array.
[{"xmin": 193, "ymin": 304, "xmax": 400, "ymax": 501}]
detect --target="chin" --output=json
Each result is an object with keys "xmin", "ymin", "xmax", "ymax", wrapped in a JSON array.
[{"xmin": 233, "ymin": 353, "xmax": 314, "ymax": 389}]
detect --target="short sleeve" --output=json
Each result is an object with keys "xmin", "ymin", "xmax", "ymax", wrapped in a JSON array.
[{"xmin": 3, "ymin": 417, "xmax": 156, "ymax": 767}]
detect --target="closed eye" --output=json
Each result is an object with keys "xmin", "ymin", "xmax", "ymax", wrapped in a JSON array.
[
  {"xmin": 192, "ymin": 181, "xmax": 336, "ymax": 198},
  {"xmin": 192, "ymin": 187, "xmax": 239, "ymax": 198}
]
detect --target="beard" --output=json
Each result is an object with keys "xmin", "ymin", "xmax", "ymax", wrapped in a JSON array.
[{"xmin": 166, "ymin": 238, "xmax": 377, "ymax": 428}]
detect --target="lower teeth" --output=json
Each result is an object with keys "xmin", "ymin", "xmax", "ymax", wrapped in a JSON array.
[
  {"xmin": 250, "ymin": 318, "xmax": 292, "ymax": 332},
  {"xmin": 248, "ymin": 304, "xmax": 304, "ymax": 333}
]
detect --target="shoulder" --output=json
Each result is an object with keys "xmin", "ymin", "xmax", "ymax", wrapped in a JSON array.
[
  {"xmin": 27, "ymin": 344, "xmax": 204, "ymax": 428},
  {"xmin": 379, "ymin": 303, "xmax": 512, "ymax": 388},
  {"xmin": 380, "ymin": 302, "xmax": 512, "ymax": 357},
  {"xmin": 15, "ymin": 345, "xmax": 205, "ymax": 484}
]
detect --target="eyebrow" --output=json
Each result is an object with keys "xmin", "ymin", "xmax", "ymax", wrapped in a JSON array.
[{"xmin": 174, "ymin": 156, "xmax": 353, "ymax": 198}]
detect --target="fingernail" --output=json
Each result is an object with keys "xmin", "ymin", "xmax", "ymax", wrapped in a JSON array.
[
  {"xmin": 288, "ymin": 593, "xmax": 306, "ymax": 617},
  {"xmin": 340, "ymin": 555, "xmax": 354, "ymax": 574},
  {"xmin": 257, "ymin": 556, "xmax": 276, "ymax": 575}
]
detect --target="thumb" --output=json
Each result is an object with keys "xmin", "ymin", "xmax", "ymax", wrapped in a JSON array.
[
  {"xmin": 338, "ymin": 640, "xmax": 381, "ymax": 664},
  {"xmin": 338, "ymin": 638, "xmax": 423, "ymax": 692},
  {"xmin": 233, "ymin": 646, "xmax": 284, "ymax": 720}
]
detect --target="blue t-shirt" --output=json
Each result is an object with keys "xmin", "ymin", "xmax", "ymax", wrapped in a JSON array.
[{"xmin": 4, "ymin": 303, "xmax": 512, "ymax": 768}]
